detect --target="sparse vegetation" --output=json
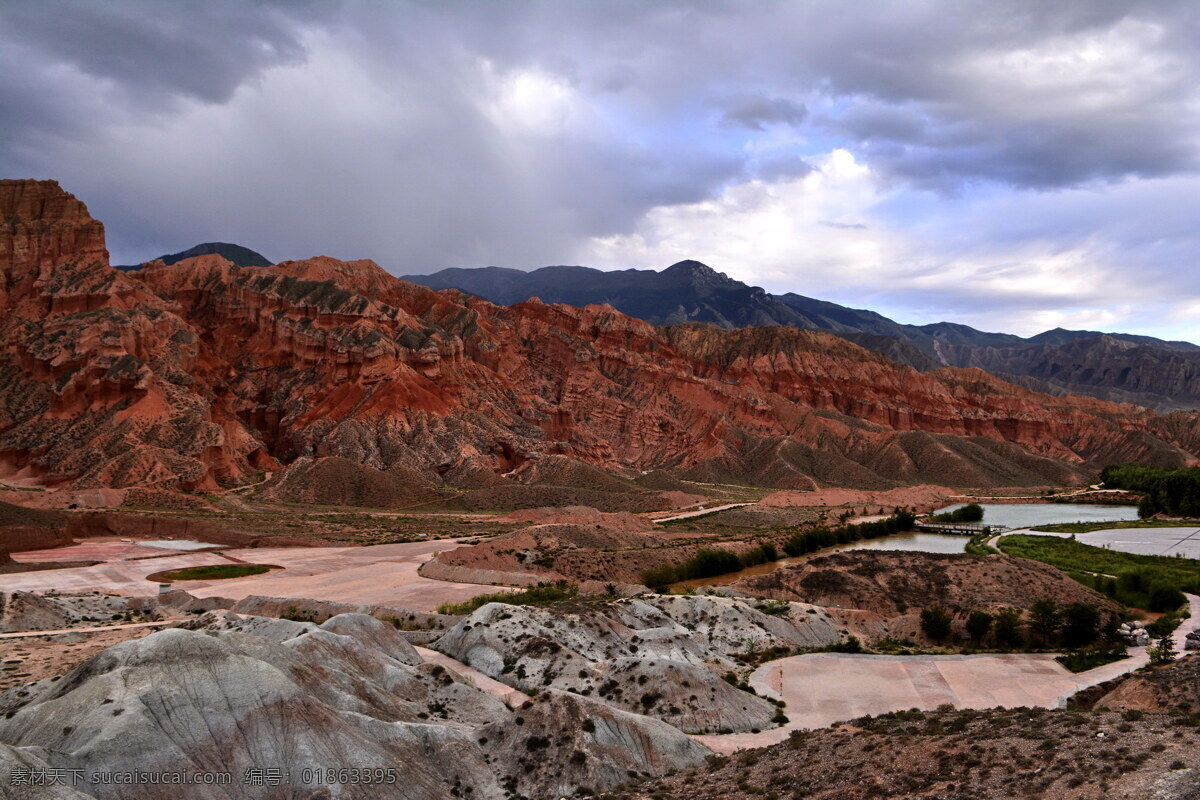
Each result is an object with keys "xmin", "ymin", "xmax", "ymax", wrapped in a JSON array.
[
  {"xmin": 643, "ymin": 543, "xmax": 780, "ymax": 592},
  {"xmin": 436, "ymin": 581, "xmax": 578, "ymax": 615},
  {"xmin": 1030, "ymin": 519, "xmax": 1197, "ymax": 534},
  {"xmin": 1149, "ymin": 634, "xmax": 1177, "ymax": 665},
  {"xmin": 965, "ymin": 610, "xmax": 993, "ymax": 642},
  {"xmin": 919, "ymin": 607, "xmax": 953, "ymax": 642}
]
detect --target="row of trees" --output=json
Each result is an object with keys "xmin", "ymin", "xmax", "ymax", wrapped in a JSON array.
[
  {"xmin": 1100, "ymin": 463, "xmax": 1200, "ymax": 517},
  {"xmin": 641, "ymin": 509, "xmax": 919, "ymax": 591},
  {"xmin": 641, "ymin": 543, "xmax": 779, "ymax": 591},
  {"xmin": 781, "ymin": 509, "xmax": 917, "ymax": 557},
  {"xmin": 918, "ymin": 599, "xmax": 1114, "ymax": 649}
]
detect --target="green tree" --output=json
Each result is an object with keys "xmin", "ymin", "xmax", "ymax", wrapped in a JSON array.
[
  {"xmin": 920, "ymin": 607, "xmax": 953, "ymax": 642},
  {"xmin": 1061, "ymin": 603, "xmax": 1100, "ymax": 649},
  {"xmin": 1149, "ymin": 634, "xmax": 1177, "ymax": 665},
  {"xmin": 965, "ymin": 610, "xmax": 993, "ymax": 643},
  {"xmin": 993, "ymin": 608, "xmax": 1024, "ymax": 648},
  {"xmin": 1137, "ymin": 494, "xmax": 1157, "ymax": 519},
  {"xmin": 1028, "ymin": 599, "xmax": 1063, "ymax": 646}
]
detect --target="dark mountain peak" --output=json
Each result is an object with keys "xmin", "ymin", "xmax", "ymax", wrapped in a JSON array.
[
  {"xmin": 161, "ymin": 242, "xmax": 272, "ymax": 268},
  {"xmin": 118, "ymin": 242, "xmax": 273, "ymax": 271},
  {"xmin": 662, "ymin": 260, "xmax": 741, "ymax": 289},
  {"xmin": 1027, "ymin": 327, "xmax": 1200, "ymax": 352},
  {"xmin": 664, "ymin": 259, "xmax": 717, "ymax": 275}
]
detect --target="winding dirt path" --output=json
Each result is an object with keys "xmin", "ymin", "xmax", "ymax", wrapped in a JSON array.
[{"xmin": 651, "ymin": 502, "xmax": 753, "ymax": 523}]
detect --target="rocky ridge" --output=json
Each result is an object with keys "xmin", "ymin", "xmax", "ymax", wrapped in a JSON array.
[{"xmin": 5, "ymin": 179, "xmax": 1200, "ymax": 493}]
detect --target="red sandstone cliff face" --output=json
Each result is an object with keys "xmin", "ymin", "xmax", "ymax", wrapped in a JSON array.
[{"xmin": 2, "ymin": 178, "xmax": 1199, "ymax": 492}]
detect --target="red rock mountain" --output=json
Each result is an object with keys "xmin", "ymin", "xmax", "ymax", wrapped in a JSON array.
[{"xmin": 2, "ymin": 178, "xmax": 1198, "ymax": 492}]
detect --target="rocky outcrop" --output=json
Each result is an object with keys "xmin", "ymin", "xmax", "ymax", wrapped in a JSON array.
[
  {"xmin": 433, "ymin": 594, "xmax": 842, "ymax": 733},
  {"xmin": 6, "ymin": 179, "xmax": 1200, "ymax": 494},
  {"xmin": 479, "ymin": 690, "xmax": 710, "ymax": 799},
  {"xmin": 229, "ymin": 594, "xmax": 456, "ymax": 638},
  {"xmin": 0, "ymin": 500, "xmax": 70, "ymax": 558},
  {"xmin": 0, "ymin": 591, "xmax": 159, "ymax": 633},
  {"xmin": 0, "ymin": 744, "xmax": 97, "ymax": 800}
]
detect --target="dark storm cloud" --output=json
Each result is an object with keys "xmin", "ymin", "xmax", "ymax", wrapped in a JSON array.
[
  {"xmin": 1, "ymin": 0, "xmax": 1198, "ymax": 298},
  {"xmin": 719, "ymin": 96, "xmax": 807, "ymax": 131}
]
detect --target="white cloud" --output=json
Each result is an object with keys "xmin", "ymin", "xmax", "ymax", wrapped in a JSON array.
[{"xmin": 578, "ymin": 147, "xmax": 1200, "ymax": 337}]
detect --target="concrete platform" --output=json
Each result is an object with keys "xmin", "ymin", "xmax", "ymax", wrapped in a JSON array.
[
  {"xmin": 10, "ymin": 538, "xmax": 212, "ymax": 563},
  {"xmin": 1, "ymin": 538, "xmax": 505, "ymax": 613},
  {"xmin": 696, "ymin": 593, "xmax": 1200, "ymax": 754},
  {"xmin": 181, "ymin": 540, "xmax": 508, "ymax": 611}
]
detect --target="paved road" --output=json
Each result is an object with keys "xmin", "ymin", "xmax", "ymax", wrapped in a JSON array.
[{"xmin": 697, "ymin": 593, "xmax": 1200, "ymax": 754}]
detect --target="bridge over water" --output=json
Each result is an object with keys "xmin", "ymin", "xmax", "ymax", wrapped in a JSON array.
[{"xmin": 913, "ymin": 522, "xmax": 1011, "ymax": 536}]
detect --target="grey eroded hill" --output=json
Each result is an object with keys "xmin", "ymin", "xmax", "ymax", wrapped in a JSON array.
[
  {"xmin": 0, "ymin": 611, "xmax": 711, "ymax": 800},
  {"xmin": 433, "ymin": 593, "xmax": 843, "ymax": 733}
]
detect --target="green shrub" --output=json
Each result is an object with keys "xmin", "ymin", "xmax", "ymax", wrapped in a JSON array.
[
  {"xmin": 436, "ymin": 581, "xmax": 578, "ymax": 615},
  {"xmin": 965, "ymin": 610, "xmax": 993, "ymax": 642},
  {"xmin": 920, "ymin": 607, "xmax": 953, "ymax": 642},
  {"xmin": 928, "ymin": 503, "xmax": 984, "ymax": 523}
]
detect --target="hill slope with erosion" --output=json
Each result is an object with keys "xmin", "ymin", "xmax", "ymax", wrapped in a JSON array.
[
  {"xmin": 4, "ymin": 179, "xmax": 1200, "ymax": 494},
  {"xmin": 0, "ymin": 611, "xmax": 710, "ymax": 800},
  {"xmin": 636, "ymin": 706, "xmax": 1200, "ymax": 800},
  {"xmin": 735, "ymin": 550, "xmax": 1121, "ymax": 642},
  {"xmin": 408, "ymin": 262, "xmax": 1200, "ymax": 411}
]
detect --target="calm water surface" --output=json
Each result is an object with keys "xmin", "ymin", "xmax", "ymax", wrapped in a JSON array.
[
  {"xmin": 935, "ymin": 502, "xmax": 1140, "ymax": 529},
  {"xmin": 139, "ymin": 539, "xmax": 219, "ymax": 550}
]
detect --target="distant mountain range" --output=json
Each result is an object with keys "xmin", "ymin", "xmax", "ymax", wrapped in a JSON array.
[
  {"xmin": 115, "ymin": 241, "xmax": 271, "ymax": 271},
  {"xmin": 403, "ymin": 261, "xmax": 1200, "ymax": 411}
]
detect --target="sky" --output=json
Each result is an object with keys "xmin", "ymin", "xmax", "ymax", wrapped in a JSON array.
[{"xmin": 2, "ymin": 0, "xmax": 1199, "ymax": 339}]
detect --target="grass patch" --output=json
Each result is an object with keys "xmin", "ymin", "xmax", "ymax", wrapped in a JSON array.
[
  {"xmin": 436, "ymin": 581, "xmax": 578, "ymax": 616},
  {"xmin": 997, "ymin": 534, "xmax": 1200, "ymax": 611},
  {"xmin": 965, "ymin": 532, "xmax": 999, "ymax": 555},
  {"xmin": 154, "ymin": 564, "xmax": 271, "ymax": 581},
  {"xmin": 1031, "ymin": 520, "xmax": 1200, "ymax": 534}
]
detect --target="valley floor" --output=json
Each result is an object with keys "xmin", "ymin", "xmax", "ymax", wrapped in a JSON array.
[{"xmin": 2, "ymin": 538, "xmax": 502, "ymax": 612}]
